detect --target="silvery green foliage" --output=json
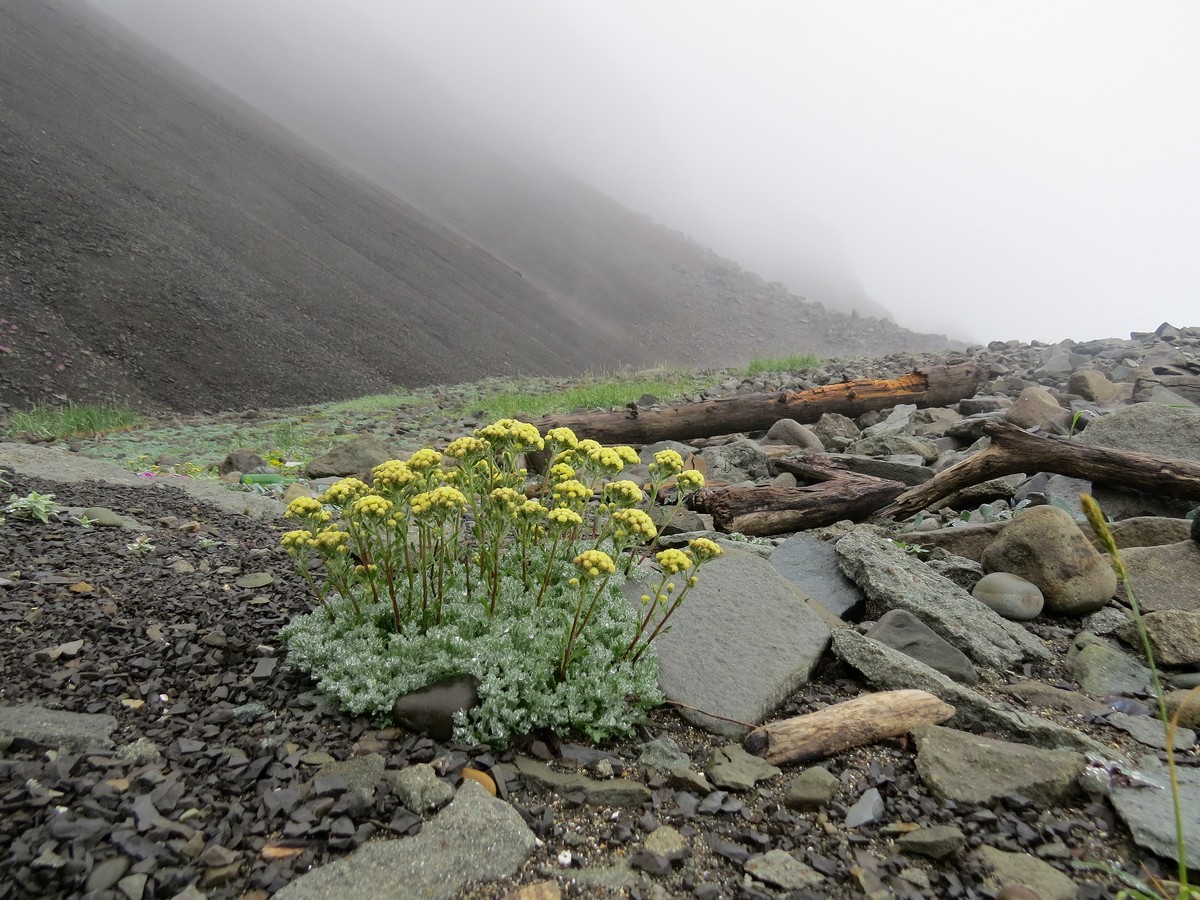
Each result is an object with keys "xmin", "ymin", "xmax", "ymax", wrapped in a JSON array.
[{"xmin": 282, "ymin": 571, "xmax": 662, "ymax": 746}]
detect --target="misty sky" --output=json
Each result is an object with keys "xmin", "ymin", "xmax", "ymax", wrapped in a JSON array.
[{"xmin": 90, "ymin": 1, "xmax": 1199, "ymax": 343}]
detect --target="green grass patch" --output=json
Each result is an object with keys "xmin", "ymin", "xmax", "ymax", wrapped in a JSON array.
[
  {"xmin": 739, "ymin": 353, "xmax": 821, "ymax": 376},
  {"xmin": 5, "ymin": 401, "xmax": 142, "ymax": 440},
  {"xmin": 459, "ymin": 373, "xmax": 710, "ymax": 420}
]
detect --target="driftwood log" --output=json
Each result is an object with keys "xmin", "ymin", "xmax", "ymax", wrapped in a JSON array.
[
  {"xmin": 532, "ymin": 363, "xmax": 986, "ymax": 444},
  {"xmin": 690, "ymin": 456, "xmax": 906, "ymax": 536},
  {"xmin": 743, "ymin": 689, "xmax": 956, "ymax": 766},
  {"xmin": 879, "ymin": 420, "xmax": 1200, "ymax": 520}
]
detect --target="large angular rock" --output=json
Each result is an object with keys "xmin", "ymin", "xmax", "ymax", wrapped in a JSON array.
[
  {"xmin": 274, "ymin": 780, "xmax": 535, "ymax": 900},
  {"xmin": 626, "ymin": 548, "xmax": 830, "ymax": 736},
  {"xmin": 1077, "ymin": 402, "xmax": 1200, "ymax": 462},
  {"xmin": 830, "ymin": 630, "xmax": 1115, "ymax": 757},
  {"xmin": 865, "ymin": 610, "xmax": 978, "ymax": 684},
  {"xmin": 1116, "ymin": 609, "xmax": 1200, "ymax": 666},
  {"xmin": 1109, "ymin": 756, "xmax": 1200, "ymax": 866},
  {"xmin": 971, "ymin": 847, "xmax": 1078, "ymax": 900},
  {"xmin": 769, "ymin": 532, "xmax": 865, "ymax": 618},
  {"xmin": 0, "ymin": 704, "xmax": 117, "ymax": 752},
  {"xmin": 306, "ymin": 434, "xmax": 395, "ymax": 478},
  {"xmin": 912, "ymin": 725, "xmax": 1084, "ymax": 805},
  {"xmin": 835, "ymin": 529, "xmax": 1050, "ymax": 670},
  {"xmin": 698, "ymin": 439, "xmax": 769, "ymax": 484},
  {"xmin": 981, "ymin": 505, "xmax": 1117, "ymax": 616},
  {"xmin": 1120, "ymin": 540, "xmax": 1200, "ymax": 613},
  {"xmin": 1004, "ymin": 385, "xmax": 1071, "ymax": 433}
]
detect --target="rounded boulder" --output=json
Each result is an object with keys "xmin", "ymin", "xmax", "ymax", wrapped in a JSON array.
[{"xmin": 981, "ymin": 505, "xmax": 1117, "ymax": 616}]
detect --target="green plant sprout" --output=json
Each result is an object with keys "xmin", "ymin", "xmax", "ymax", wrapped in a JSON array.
[
  {"xmin": 4, "ymin": 490, "xmax": 64, "ymax": 524},
  {"xmin": 1081, "ymin": 493, "xmax": 1199, "ymax": 900},
  {"xmin": 279, "ymin": 418, "xmax": 722, "ymax": 745}
]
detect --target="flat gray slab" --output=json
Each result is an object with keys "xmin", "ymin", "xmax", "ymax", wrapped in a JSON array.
[
  {"xmin": 275, "ymin": 780, "xmax": 535, "ymax": 900},
  {"xmin": 0, "ymin": 704, "xmax": 117, "ymax": 752},
  {"xmin": 770, "ymin": 532, "xmax": 865, "ymax": 618},
  {"xmin": 1110, "ymin": 757, "xmax": 1200, "ymax": 864},
  {"xmin": 627, "ymin": 548, "xmax": 830, "ymax": 737}
]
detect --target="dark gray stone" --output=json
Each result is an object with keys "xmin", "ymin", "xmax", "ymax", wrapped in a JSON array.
[
  {"xmin": 769, "ymin": 532, "xmax": 866, "ymax": 618},
  {"xmin": 866, "ymin": 609, "xmax": 978, "ymax": 684}
]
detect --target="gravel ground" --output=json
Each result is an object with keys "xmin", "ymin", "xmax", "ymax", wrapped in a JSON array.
[{"xmin": 0, "ymin": 465, "xmax": 1174, "ymax": 899}]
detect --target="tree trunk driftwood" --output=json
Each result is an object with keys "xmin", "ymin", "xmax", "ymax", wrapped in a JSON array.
[
  {"xmin": 690, "ymin": 457, "xmax": 906, "ymax": 536},
  {"xmin": 878, "ymin": 420, "xmax": 1200, "ymax": 520},
  {"xmin": 743, "ymin": 689, "xmax": 956, "ymax": 766},
  {"xmin": 532, "ymin": 363, "xmax": 986, "ymax": 444}
]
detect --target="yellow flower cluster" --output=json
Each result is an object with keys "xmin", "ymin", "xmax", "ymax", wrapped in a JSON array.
[
  {"xmin": 549, "ymin": 463, "xmax": 576, "ymax": 483},
  {"xmin": 371, "ymin": 460, "xmax": 418, "ymax": 491},
  {"xmin": 573, "ymin": 549, "xmax": 616, "ymax": 579},
  {"xmin": 518, "ymin": 498, "xmax": 546, "ymax": 520},
  {"xmin": 284, "ymin": 496, "xmax": 326, "ymax": 520},
  {"xmin": 614, "ymin": 446, "xmax": 640, "ymax": 466},
  {"xmin": 281, "ymin": 529, "xmax": 315, "ymax": 552},
  {"xmin": 603, "ymin": 480, "xmax": 644, "ymax": 507},
  {"xmin": 650, "ymin": 449, "xmax": 684, "ymax": 477},
  {"xmin": 476, "ymin": 418, "xmax": 545, "ymax": 451},
  {"xmin": 544, "ymin": 427, "xmax": 578, "ymax": 449},
  {"xmin": 547, "ymin": 507, "xmax": 583, "ymax": 528},
  {"xmin": 688, "ymin": 537, "xmax": 723, "ymax": 562},
  {"xmin": 314, "ymin": 528, "xmax": 350, "ymax": 552},
  {"xmin": 676, "ymin": 470, "xmax": 706, "ymax": 491},
  {"xmin": 612, "ymin": 507, "xmax": 657, "ymax": 542},
  {"xmin": 586, "ymin": 445, "xmax": 625, "ymax": 474},
  {"xmin": 351, "ymin": 494, "xmax": 394, "ymax": 518},
  {"xmin": 656, "ymin": 548, "xmax": 694, "ymax": 575},
  {"xmin": 407, "ymin": 448, "xmax": 443, "ymax": 471},
  {"xmin": 576, "ymin": 439, "xmax": 602, "ymax": 457},
  {"xmin": 411, "ymin": 486, "xmax": 468, "ymax": 516},
  {"xmin": 489, "ymin": 486, "xmax": 523, "ymax": 514},
  {"xmin": 322, "ymin": 478, "xmax": 370, "ymax": 505},
  {"xmin": 552, "ymin": 479, "xmax": 591, "ymax": 506},
  {"xmin": 445, "ymin": 436, "xmax": 489, "ymax": 459}
]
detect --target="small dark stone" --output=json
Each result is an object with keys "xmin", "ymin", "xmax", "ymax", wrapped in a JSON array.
[{"xmin": 391, "ymin": 675, "xmax": 480, "ymax": 743}]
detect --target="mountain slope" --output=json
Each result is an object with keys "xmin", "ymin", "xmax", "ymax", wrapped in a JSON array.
[{"xmin": 0, "ymin": 0, "xmax": 954, "ymax": 414}]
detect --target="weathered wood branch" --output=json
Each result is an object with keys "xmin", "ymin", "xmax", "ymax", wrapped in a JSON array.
[
  {"xmin": 691, "ymin": 457, "xmax": 906, "ymax": 536},
  {"xmin": 878, "ymin": 420, "xmax": 1200, "ymax": 520},
  {"xmin": 532, "ymin": 363, "xmax": 986, "ymax": 444},
  {"xmin": 743, "ymin": 689, "xmax": 956, "ymax": 766}
]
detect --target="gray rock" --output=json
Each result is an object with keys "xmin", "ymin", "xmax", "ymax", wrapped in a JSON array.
[
  {"xmin": 866, "ymin": 609, "xmax": 978, "ymax": 684},
  {"xmin": 314, "ymin": 753, "xmax": 387, "ymax": 799},
  {"xmin": 895, "ymin": 824, "xmax": 965, "ymax": 860},
  {"xmin": 625, "ymin": 548, "xmax": 831, "ymax": 736},
  {"xmin": 392, "ymin": 674, "xmax": 480, "ymax": 742},
  {"xmin": 782, "ymin": 766, "xmax": 840, "ymax": 810},
  {"xmin": 971, "ymin": 572, "xmax": 1044, "ymax": 621},
  {"xmin": 1068, "ymin": 369, "xmax": 1128, "ymax": 404},
  {"xmin": 392, "ymin": 762, "xmax": 454, "ymax": 812},
  {"xmin": 912, "ymin": 724, "xmax": 1085, "ymax": 806},
  {"xmin": 744, "ymin": 849, "xmax": 824, "ymax": 890},
  {"xmin": 220, "ymin": 448, "xmax": 266, "ymax": 476},
  {"xmin": 835, "ymin": 529, "xmax": 1050, "ymax": 671},
  {"xmin": 830, "ymin": 630, "xmax": 1117, "ymax": 757},
  {"xmin": 843, "ymin": 787, "xmax": 884, "ymax": 827},
  {"xmin": 924, "ymin": 555, "xmax": 984, "ymax": 591},
  {"xmin": 1066, "ymin": 634, "xmax": 1153, "ymax": 697},
  {"xmin": 1077, "ymin": 401, "xmax": 1200, "ymax": 462},
  {"xmin": 70, "ymin": 506, "xmax": 134, "ymax": 528},
  {"xmin": 769, "ymin": 532, "xmax": 866, "ymax": 618},
  {"xmin": 274, "ymin": 780, "xmax": 534, "ymax": 900},
  {"xmin": 1082, "ymin": 605, "xmax": 1132, "ymax": 636},
  {"xmin": 513, "ymin": 756, "xmax": 651, "ymax": 807},
  {"xmin": 763, "ymin": 418, "xmax": 824, "ymax": 450},
  {"xmin": 1115, "ymin": 608, "xmax": 1200, "ymax": 665},
  {"xmin": 705, "ymin": 743, "xmax": 781, "ymax": 791},
  {"xmin": 981, "ymin": 505, "xmax": 1118, "ymax": 616},
  {"xmin": 1004, "ymin": 385, "xmax": 1071, "ymax": 433},
  {"xmin": 972, "ymin": 846, "xmax": 1077, "ymax": 900},
  {"xmin": 823, "ymin": 453, "xmax": 933, "ymax": 485},
  {"xmin": 306, "ymin": 434, "xmax": 394, "ymax": 478},
  {"xmin": 940, "ymin": 474, "xmax": 1027, "ymax": 510},
  {"xmin": 1106, "ymin": 516, "xmax": 1194, "ymax": 548},
  {"xmin": 0, "ymin": 704, "xmax": 116, "ymax": 752},
  {"xmin": 637, "ymin": 735, "xmax": 691, "ymax": 774},
  {"xmin": 862, "ymin": 404, "xmax": 918, "ymax": 438},
  {"xmin": 809, "ymin": 412, "xmax": 860, "ymax": 452},
  {"xmin": 1110, "ymin": 756, "xmax": 1200, "ymax": 866},
  {"xmin": 698, "ymin": 438, "xmax": 769, "ymax": 483},
  {"xmin": 994, "ymin": 680, "xmax": 1104, "ymax": 718},
  {"xmin": 1107, "ymin": 711, "xmax": 1195, "ymax": 751},
  {"xmin": 1121, "ymin": 540, "xmax": 1200, "ymax": 613},
  {"xmin": 901, "ymin": 522, "xmax": 1008, "ymax": 562},
  {"xmin": 844, "ymin": 433, "xmax": 939, "ymax": 463}
]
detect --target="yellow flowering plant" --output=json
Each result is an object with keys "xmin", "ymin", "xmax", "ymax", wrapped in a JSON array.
[{"xmin": 278, "ymin": 419, "xmax": 723, "ymax": 745}]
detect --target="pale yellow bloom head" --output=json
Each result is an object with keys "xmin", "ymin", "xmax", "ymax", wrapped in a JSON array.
[{"xmin": 573, "ymin": 549, "xmax": 616, "ymax": 579}]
